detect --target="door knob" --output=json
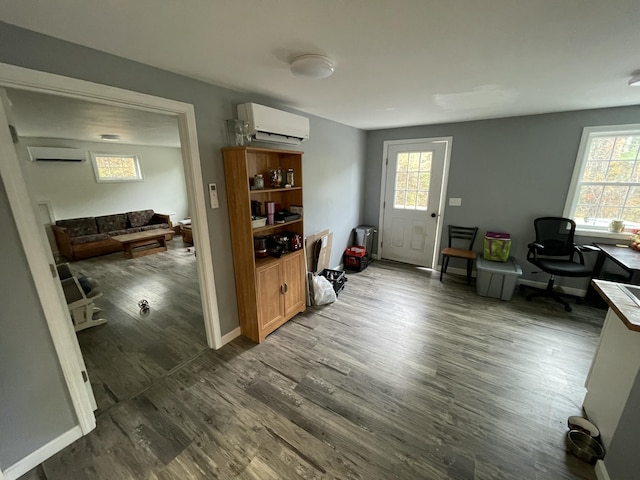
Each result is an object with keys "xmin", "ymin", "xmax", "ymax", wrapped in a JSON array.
[{"xmin": 430, "ymin": 213, "xmax": 437, "ymax": 218}]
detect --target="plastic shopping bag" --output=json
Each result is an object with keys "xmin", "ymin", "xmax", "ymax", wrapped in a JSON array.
[{"xmin": 312, "ymin": 274, "xmax": 337, "ymax": 305}]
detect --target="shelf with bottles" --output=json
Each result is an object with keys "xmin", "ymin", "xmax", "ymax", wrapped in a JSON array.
[{"xmin": 248, "ymin": 161, "xmax": 300, "ymax": 189}]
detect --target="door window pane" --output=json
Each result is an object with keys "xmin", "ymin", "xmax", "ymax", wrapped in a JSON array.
[{"xmin": 393, "ymin": 150, "xmax": 433, "ymax": 211}]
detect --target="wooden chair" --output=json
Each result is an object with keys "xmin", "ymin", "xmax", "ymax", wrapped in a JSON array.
[
  {"xmin": 440, "ymin": 226, "xmax": 479, "ymax": 285},
  {"xmin": 57, "ymin": 263, "xmax": 107, "ymax": 332}
]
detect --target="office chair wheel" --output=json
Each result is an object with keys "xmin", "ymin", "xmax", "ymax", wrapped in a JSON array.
[{"xmin": 564, "ymin": 305, "xmax": 572, "ymax": 312}]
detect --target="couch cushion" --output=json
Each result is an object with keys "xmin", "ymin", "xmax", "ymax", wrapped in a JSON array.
[
  {"xmin": 107, "ymin": 229, "xmax": 133, "ymax": 237},
  {"xmin": 139, "ymin": 223, "xmax": 170, "ymax": 232},
  {"xmin": 56, "ymin": 217, "xmax": 98, "ymax": 237},
  {"xmin": 96, "ymin": 213, "xmax": 128, "ymax": 233},
  {"xmin": 127, "ymin": 209, "xmax": 155, "ymax": 228},
  {"xmin": 70, "ymin": 233, "xmax": 110, "ymax": 245}
]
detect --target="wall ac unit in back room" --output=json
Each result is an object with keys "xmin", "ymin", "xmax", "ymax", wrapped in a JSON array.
[{"xmin": 27, "ymin": 146, "xmax": 87, "ymax": 162}]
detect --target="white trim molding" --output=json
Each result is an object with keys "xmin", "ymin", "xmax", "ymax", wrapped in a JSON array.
[
  {"xmin": 0, "ymin": 62, "xmax": 222, "ymax": 349},
  {"xmin": 0, "ymin": 62, "xmax": 224, "ymax": 473},
  {"xmin": 378, "ymin": 137, "xmax": 452, "ymax": 268},
  {"xmin": 0, "ymin": 89, "xmax": 96, "ymax": 434},
  {"xmin": 221, "ymin": 326, "xmax": 241, "ymax": 346},
  {"xmin": 595, "ymin": 459, "xmax": 610, "ymax": 480},
  {"xmin": 563, "ymin": 123, "xmax": 640, "ymax": 236},
  {"xmin": 2, "ymin": 426, "xmax": 82, "ymax": 480}
]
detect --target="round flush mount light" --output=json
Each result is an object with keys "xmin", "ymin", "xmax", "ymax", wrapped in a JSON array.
[
  {"xmin": 290, "ymin": 54, "xmax": 335, "ymax": 79},
  {"xmin": 629, "ymin": 71, "xmax": 640, "ymax": 86},
  {"xmin": 100, "ymin": 134, "xmax": 120, "ymax": 141}
]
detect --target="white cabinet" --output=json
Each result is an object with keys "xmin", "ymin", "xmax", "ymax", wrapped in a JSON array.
[{"xmin": 583, "ymin": 308, "xmax": 640, "ymax": 449}]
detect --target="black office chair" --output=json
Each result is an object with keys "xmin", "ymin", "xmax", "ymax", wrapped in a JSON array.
[
  {"xmin": 440, "ymin": 225, "xmax": 479, "ymax": 286},
  {"xmin": 524, "ymin": 217, "xmax": 595, "ymax": 312}
]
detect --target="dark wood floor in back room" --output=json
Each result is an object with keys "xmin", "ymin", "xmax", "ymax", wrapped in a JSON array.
[
  {"xmin": 24, "ymin": 260, "xmax": 605, "ymax": 480},
  {"xmin": 61, "ymin": 236, "xmax": 207, "ymax": 414}
]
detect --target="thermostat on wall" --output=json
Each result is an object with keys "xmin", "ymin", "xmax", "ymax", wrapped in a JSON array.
[{"xmin": 209, "ymin": 183, "xmax": 219, "ymax": 209}]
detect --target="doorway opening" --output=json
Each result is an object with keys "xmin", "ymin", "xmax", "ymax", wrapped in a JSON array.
[
  {"xmin": 5, "ymin": 86, "xmax": 211, "ymax": 414},
  {"xmin": 0, "ymin": 62, "xmax": 222, "ymax": 448}
]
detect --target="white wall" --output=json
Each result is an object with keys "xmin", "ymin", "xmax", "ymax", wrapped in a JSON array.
[{"xmin": 17, "ymin": 137, "xmax": 189, "ymax": 223}]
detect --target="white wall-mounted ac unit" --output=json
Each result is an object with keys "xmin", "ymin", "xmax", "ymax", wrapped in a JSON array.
[
  {"xmin": 237, "ymin": 103, "xmax": 309, "ymax": 146},
  {"xmin": 27, "ymin": 146, "xmax": 87, "ymax": 162}
]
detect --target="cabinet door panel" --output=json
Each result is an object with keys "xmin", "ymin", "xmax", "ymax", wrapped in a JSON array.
[
  {"xmin": 283, "ymin": 251, "xmax": 306, "ymax": 318},
  {"xmin": 256, "ymin": 262, "xmax": 284, "ymax": 334}
]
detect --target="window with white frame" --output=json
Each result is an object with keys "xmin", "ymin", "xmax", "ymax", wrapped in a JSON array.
[
  {"xmin": 90, "ymin": 153, "xmax": 143, "ymax": 183},
  {"xmin": 564, "ymin": 124, "xmax": 640, "ymax": 234}
]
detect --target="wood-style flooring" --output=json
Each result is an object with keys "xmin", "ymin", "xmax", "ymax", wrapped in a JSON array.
[
  {"xmin": 62, "ymin": 236, "xmax": 207, "ymax": 414},
  {"xmin": 26, "ymin": 260, "xmax": 605, "ymax": 479}
]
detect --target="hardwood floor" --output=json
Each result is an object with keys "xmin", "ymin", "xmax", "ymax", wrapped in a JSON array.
[
  {"xmin": 63, "ymin": 236, "xmax": 207, "ymax": 414},
  {"xmin": 34, "ymin": 260, "xmax": 604, "ymax": 479}
]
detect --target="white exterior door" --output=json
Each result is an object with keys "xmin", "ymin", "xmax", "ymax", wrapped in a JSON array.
[{"xmin": 381, "ymin": 141, "xmax": 446, "ymax": 266}]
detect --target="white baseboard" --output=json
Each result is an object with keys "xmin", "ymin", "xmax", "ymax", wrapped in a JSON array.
[
  {"xmin": 220, "ymin": 326, "xmax": 241, "ymax": 346},
  {"xmin": 3, "ymin": 426, "xmax": 82, "ymax": 480},
  {"xmin": 595, "ymin": 459, "xmax": 610, "ymax": 480}
]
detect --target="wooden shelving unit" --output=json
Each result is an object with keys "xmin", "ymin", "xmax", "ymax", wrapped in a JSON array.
[{"xmin": 222, "ymin": 146, "xmax": 306, "ymax": 343}]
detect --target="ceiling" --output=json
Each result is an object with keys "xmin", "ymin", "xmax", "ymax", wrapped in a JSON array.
[
  {"xmin": 2, "ymin": 0, "xmax": 640, "ymax": 131},
  {"xmin": 6, "ymin": 88, "xmax": 181, "ymax": 147}
]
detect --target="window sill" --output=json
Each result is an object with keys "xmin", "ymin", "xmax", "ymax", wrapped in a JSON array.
[{"xmin": 575, "ymin": 228, "xmax": 632, "ymax": 243}]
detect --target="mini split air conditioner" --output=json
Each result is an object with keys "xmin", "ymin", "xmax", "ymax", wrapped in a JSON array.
[
  {"xmin": 27, "ymin": 146, "xmax": 87, "ymax": 162},
  {"xmin": 237, "ymin": 103, "xmax": 309, "ymax": 146}
]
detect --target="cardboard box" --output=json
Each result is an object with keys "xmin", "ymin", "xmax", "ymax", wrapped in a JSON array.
[
  {"xmin": 305, "ymin": 229, "xmax": 333, "ymax": 273},
  {"xmin": 304, "ymin": 229, "xmax": 334, "ymax": 306}
]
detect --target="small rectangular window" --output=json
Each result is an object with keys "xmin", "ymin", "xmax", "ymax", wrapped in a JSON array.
[{"xmin": 90, "ymin": 153, "xmax": 143, "ymax": 183}]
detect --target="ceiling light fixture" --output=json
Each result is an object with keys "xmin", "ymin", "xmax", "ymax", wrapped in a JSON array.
[
  {"xmin": 100, "ymin": 134, "xmax": 120, "ymax": 141},
  {"xmin": 290, "ymin": 54, "xmax": 335, "ymax": 79}
]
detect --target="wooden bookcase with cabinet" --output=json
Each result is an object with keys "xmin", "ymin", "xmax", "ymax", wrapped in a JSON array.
[{"xmin": 222, "ymin": 146, "xmax": 306, "ymax": 343}]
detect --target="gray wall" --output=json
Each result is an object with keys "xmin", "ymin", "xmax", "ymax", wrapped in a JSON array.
[
  {"xmin": 605, "ymin": 368, "xmax": 640, "ymax": 479},
  {"xmin": 0, "ymin": 21, "xmax": 365, "ymax": 468},
  {"xmin": 365, "ymin": 107, "xmax": 640, "ymax": 285},
  {"xmin": 0, "ymin": 22, "xmax": 366, "ymax": 338},
  {"xmin": 0, "ymin": 180, "xmax": 77, "ymax": 467}
]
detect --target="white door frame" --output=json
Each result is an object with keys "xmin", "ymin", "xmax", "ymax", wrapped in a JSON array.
[
  {"xmin": 378, "ymin": 137, "xmax": 452, "ymax": 268},
  {"xmin": 0, "ymin": 62, "xmax": 222, "ymax": 440}
]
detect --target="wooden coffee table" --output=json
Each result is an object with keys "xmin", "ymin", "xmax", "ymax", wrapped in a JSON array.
[{"xmin": 111, "ymin": 229, "xmax": 174, "ymax": 259}]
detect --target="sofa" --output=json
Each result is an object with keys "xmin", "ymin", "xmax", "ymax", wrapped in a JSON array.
[{"xmin": 52, "ymin": 209, "xmax": 172, "ymax": 261}]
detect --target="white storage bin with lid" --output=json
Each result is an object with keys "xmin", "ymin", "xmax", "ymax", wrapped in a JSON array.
[{"xmin": 476, "ymin": 256, "xmax": 522, "ymax": 301}]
